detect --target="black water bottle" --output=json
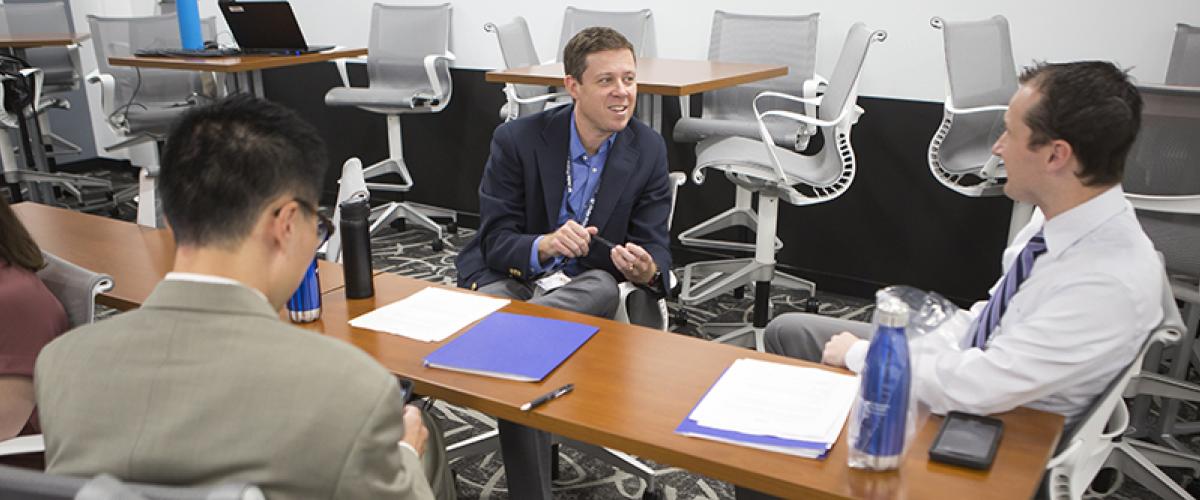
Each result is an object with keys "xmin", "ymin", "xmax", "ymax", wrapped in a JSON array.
[{"xmin": 340, "ymin": 195, "xmax": 375, "ymax": 299}]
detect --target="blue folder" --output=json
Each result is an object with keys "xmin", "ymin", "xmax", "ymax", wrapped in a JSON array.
[{"xmin": 422, "ymin": 312, "xmax": 598, "ymax": 382}]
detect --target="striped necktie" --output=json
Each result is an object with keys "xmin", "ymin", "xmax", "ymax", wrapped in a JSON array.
[{"xmin": 969, "ymin": 229, "xmax": 1047, "ymax": 349}]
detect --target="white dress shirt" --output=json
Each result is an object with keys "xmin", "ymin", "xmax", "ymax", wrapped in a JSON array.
[{"xmin": 846, "ymin": 186, "xmax": 1163, "ymax": 423}]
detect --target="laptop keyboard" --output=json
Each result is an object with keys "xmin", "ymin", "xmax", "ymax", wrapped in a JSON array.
[{"xmin": 134, "ymin": 48, "xmax": 244, "ymax": 58}]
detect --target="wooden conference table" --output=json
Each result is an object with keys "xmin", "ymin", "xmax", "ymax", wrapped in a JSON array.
[
  {"xmin": 108, "ymin": 47, "xmax": 367, "ymax": 98},
  {"xmin": 487, "ymin": 58, "xmax": 787, "ymax": 130},
  {"xmin": 15, "ymin": 201, "xmax": 1065, "ymax": 499}
]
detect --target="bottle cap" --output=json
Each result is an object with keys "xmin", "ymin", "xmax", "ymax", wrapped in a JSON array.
[
  {"xmin": 873, "ymin": 292, "xmax": 910, "ymax": 328},
  {"xmin": 339, "ymin": 193, "xmax": 370, "ymax": 219}
]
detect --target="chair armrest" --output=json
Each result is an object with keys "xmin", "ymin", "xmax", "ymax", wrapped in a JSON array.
[
  {"xmin": 85, "ymin": 69, "xmax": 117, "ymax": 117},
  {"xmin": 0, "ymin": 434, "xmax": 44, "ymax": 457},
  {"xmin": 801, "ymin": 74, "xmax": 828, "ymax": 99},
  {"xmin": 18, "ymin": 68, "xmax": 42, "ymax": 114},
  {"xmin": 509, "ymin": 89, "xmax": 568, "ymax": 105},
  {"xmin": 1125, "ymin": 193, "xmax": 1200, "ymax": 215},
  {"xmin": 423, "ymin": 52, "xmax": 456, "ymax": 102},
  {"xmin": 944, "ymin": 95, "xmax": 1008, "ymax": 115},
  {"xmin": 758, "ymin": 109, "xmax": 845, "ymax": 129}
]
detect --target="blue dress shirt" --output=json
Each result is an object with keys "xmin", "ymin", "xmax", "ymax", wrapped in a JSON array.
[{"xmin": 529, "ymin": 114, "xmax": 618, "ymax": 277}]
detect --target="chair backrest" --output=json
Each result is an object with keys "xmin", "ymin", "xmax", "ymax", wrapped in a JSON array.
[
  {"xmin": 1122, "ymin": 83, "xmax": 1200, "ymax": 282},
  {"xmin": 0, "ymin": 1, "xmax": 78, "ymax": 91},
  {"xmin": 1044, "ymin": 268, "xmax": 1183, "ymax": 499},
  {"xmin": 703, "ymin": 10, "xmax": 818, "ymax": 122},
  {"xmin": 485, "ymin": 16, "xmax": 552, "ymax": 117},
  {"xmin": 1166, "ymin": 23, "xmax": 1200, "ymax": 86},
  {"xmin": 0, "ymin": 465, "xmax": 264, "ymax": 500},
  {"xmin": 556, "ymin": 6, "xmax": 655, "ymax": 61},
  {"xmin": 818, "ymin": 23, "xmax": 880, "ymax": 124},
  {"xmin": 367, "ymin": 2, "xmax": 451, "ymax": 96},
  {"xmin": 927, "ymin": 15, "xmax": 1018, "ymax": 180},
  {"xmin": 36, "ymin": 251, "xmax": 113, "ymax": 328},
  {"xmin": 86, "ymin": 14, "xmax": 215, "ymax": 105}
]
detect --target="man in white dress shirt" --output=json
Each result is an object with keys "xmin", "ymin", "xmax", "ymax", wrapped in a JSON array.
[{"xmin": 764, "ymin": 61, "xmax": 1162, "ymax": 425}]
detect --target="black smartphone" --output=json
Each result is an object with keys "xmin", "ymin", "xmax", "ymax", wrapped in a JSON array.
[
  {"xmin": 397, "ymin": 378, "xmax": 415, "ymax": 405},
  {"xmin": 928, "ymin": 411, "xmax": 1004, "ymax": 470}
]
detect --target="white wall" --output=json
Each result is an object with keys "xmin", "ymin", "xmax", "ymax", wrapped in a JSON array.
[{"xmin": 196, "ymin": 0, "xmax": 1199, "ymax": 102}]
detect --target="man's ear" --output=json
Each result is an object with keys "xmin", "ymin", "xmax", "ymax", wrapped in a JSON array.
[
  {"xmin": 1045, "ymin": 139, "xmax": 1075, "ymax": 176},
  {"xmin": 267, "ymin": 200, "xmax": 302, "ymax": 252},
  {"xmin": 564, "ymin": 75, "xmax": 580, "ymax": 101}
]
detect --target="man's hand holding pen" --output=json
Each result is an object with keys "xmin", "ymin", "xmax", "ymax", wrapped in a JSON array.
[{"xmin": 609, "ymin": 240, "xmax": 657, "ymax": 285}]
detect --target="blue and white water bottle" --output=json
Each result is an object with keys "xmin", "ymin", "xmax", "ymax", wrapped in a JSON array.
[
  {"xmin": 848, "ymin": 294, "xmax": 912, "ymax": 470},
  {"xmin": 286, "ymin": 257, "xmax": 322, "ymax": 323}
]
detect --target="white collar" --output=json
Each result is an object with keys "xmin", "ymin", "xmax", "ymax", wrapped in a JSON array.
[
  {"xmin": 164, "ymin": 272, "xmax": 270, "ymax": 304},
  {"xmin": 1041, "ymin": 185, "xmax": 1129, "ymax": 259}
]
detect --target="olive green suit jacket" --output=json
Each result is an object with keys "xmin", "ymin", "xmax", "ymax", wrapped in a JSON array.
[{"xmin": 35, "ymin": 280, "xmax": 451, "ymax": 499}]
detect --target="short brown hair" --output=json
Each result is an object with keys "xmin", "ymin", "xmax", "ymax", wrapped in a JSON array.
[
  {"xmin": 1018, "ymin": 61, "xmax": 1142, "ymax": 186},
  {"xmin": 562, "ymin": 27, "xmax": 635, "ymax": 81},
  {"xmin": 0, "ymin": 195, "xmax": 45, "ymax": 271}
]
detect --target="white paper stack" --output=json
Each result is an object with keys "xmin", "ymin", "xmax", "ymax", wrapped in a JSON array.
[
  {"xmin": 348, "ymin": 287, "xmax": 509, "ymax": 342},
  {"xmin": 676, "ymin": 358, "xmax": 859, "ymax": 458}
]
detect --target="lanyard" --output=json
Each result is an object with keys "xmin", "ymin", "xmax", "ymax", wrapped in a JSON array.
[{"xmin": 565, "ymin": 158, "xmax": 601, "ymax": 227}]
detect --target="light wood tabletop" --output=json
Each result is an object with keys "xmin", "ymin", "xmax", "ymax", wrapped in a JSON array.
[
  {"xmin": 307, "ymin": 271, "xmax": 1064, "ymax": 500},
  {"xmin": 13, "ymin": 202, "xmax": 345, "ymax": 309},
  {"xmin": 486, "ymin": 58, "xmax": 788, "ymax": 97},
  {"xmin": 14, "ymin": 201, "xmax": 1064, "ymax": 498},
  {"xmin": 107, "ymin": 47, "xmax": 366, "ymax": 73},
  {"xmin": 0, "ymin": 33, "xmax": 88, "ymax": 49}
]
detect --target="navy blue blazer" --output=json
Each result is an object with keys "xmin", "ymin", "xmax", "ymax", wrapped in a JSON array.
[{"xmin": 456, "ymin": 104, "xmax": 672, "ymax": 297}]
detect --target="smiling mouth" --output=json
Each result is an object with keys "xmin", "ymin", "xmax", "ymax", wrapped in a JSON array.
[{"xmin": 608, "ymin": 104, "xmax": 629, "ymax": 114}]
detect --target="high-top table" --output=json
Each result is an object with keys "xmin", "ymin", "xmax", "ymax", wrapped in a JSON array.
[
  {"xmin": 15, "ymin": 201, "xmax": 1065, "ymax": 498},
  {"xmin": 12, "ymin": 202, "xmax": 344, "ymax": 310},
  {"xmin": 107, "ymin": 48, "xmax": 367, "ymax": 98},
  {"xmin": 486, "ymin": 58, "xmax": 787, "ymax": 130}
]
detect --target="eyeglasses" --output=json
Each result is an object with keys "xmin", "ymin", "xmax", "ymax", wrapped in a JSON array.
[{"xmin": 293, "ymin": 198, "xmax": 336, "ymax": 244}]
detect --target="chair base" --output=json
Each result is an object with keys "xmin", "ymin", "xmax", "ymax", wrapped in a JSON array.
[
  {"xmin": 680, "ymin": 257, "xmax": 814, "ymax": 305},
  {"xmin": 446, "ymin": 429, "xmax": 500, "ymax": 461},
  {"xmin": 677, "ymin": 204, "xmax": 783, "ymax": 253},
  {"xmin": 556, "ymin": 436, "xmax": 662, "ymax": 497},
  {"xmin": 369, "ymin": 200, "xmax": 456, "ymax": 250}
]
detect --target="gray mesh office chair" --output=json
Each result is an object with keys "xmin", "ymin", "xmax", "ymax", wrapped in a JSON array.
[
  {"xmin": 1121, "ymin": 84, "xmax": 1200, "ymax": 455},
  {"xmin": 0, "ymin": 1, "xmax": 84, "ymax": 157},
  {"xmin": 557, "ymin": 6, "xmax": 655, "ymax": 60},
  {"xmin": 483, "ymin": 17, "xmax": 565, "ymax": 122},
  {"xmin": 87, "ymin": 13, "xmax": 216, "ymax": 227},
  {"xmin": 1045, "ymin": 268, "xmax": 1200, "ymax": 500},
  {"xmin": 0, "ymin": 465, "xmax": 264, "ymax": 500},
  {"xmin": 673, "ymin": 11, "xmax": 821, "ymax": 264},
  {"xmin": 680, "ymin": 23, "xmax": 886, "ymax": 351},
  {"xmin": 0, "ymin": 66, "xmax": 111, "ymax": 208},
  {"xmin": 325, "ymin": 3, "xmax": 456, "ymax": 251},
  {"xmin": 928, "ymin": 15, "xmax": 1033, "ymax": 243},
  {"xmin": 1167, "ymin": 23, "xmax": 1200, "ymax": 86}
]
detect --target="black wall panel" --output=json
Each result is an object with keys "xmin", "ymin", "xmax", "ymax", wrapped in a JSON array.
[{"xmin": 262, "ymin": 65, "xmax": 1012, "ymax": 304}]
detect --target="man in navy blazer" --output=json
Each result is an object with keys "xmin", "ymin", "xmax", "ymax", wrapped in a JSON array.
[
  {"xmin": 456, "ymin": 28, "xmax": 672, "ymax": 323},
  {"xmin": 454, "ymin": 27, "xmax": 671, "ymax": 499}
]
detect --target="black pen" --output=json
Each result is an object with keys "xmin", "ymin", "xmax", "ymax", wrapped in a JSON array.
[
  {"xmin": 520, "ymin": 383, "xmax": 574, "ymax": 411},
  {"xmin": 592, "ymin": 234, "xmax": 617, "ymax": 249}
]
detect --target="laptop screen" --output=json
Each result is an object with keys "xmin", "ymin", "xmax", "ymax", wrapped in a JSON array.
[{"xmin": 219, "ymin": 1, "xmax": 310, "ymax": 50}]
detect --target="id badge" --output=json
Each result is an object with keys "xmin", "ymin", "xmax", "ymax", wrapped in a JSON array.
[{"xmin": 535, "ymin": 271, "xmax": 572, "ymax": 293}]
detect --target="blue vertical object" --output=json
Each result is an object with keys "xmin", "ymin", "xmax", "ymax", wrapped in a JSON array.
[
  {"xmin": 287, "ymin": 258, "xmax": 322, "ymax": 323},
  {"xmin": 175, "ymin": 0, "xmax": 204, "ymax": 50},
  {"xmin": 848, "ymin": 297, "xmax": 911, "ymax": 470}
]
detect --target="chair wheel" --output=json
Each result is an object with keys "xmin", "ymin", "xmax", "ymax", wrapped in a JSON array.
[
  {"xmin": 389, "ymin": 219, "xmax": 407, "ymax": 232},
  {"xmin": 733, "ymin": 286, "xmax": 746, "ymax": 299},
  {"xmin": 431, "ymin": 239, "xmax": 444, "ymax": 252},
  {"xmin": 672, "ymin": 309, "xmax": 688, "ymax": 329},
  {"xmin": 445, "ymin": 221, "xmax": 457, "ymax": 234},
  {"xmin": 804, "ymin": 296, "xmax": 821, "ymax": 313},
  {"xmin": 642, "ymin": 485, "xmax": 665, "ymax": 500}
]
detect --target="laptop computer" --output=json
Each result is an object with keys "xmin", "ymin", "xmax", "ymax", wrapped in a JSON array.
[{"xmin": 219, "ymin": 0, "xmax": 334, "ymax": 55}]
